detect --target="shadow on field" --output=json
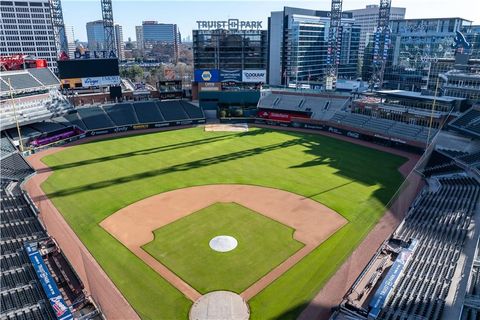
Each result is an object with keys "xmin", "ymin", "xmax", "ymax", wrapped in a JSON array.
[
  {"xmin": 43, "ymin": 138, "xmax": 301, "ymax": 199},
  {"xmin": 288, "ymin": 137, "xmax": 404, "ymax": 205},
  {"xmin": 37, "ymin": 133, "xmax": 235, "ymax": 173},
  {"xmin": 255, "ymin": 301, "xmax": 336, "ymax": 320}
]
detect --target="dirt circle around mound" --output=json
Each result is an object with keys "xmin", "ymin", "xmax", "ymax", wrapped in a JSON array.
[
  {"xmin": 100, "ymin": 184, "xmax": 347, "ymax": 301},
  {"xmin": 189, "ymin": 291, "xmax": 250, "ymax": 320}
]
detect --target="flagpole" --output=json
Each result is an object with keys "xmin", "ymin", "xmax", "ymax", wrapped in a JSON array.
[{"xmin": 8, "ymin": 78, "xmax": 24, "ymax": 152}]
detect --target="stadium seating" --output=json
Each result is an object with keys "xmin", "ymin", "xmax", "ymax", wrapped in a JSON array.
[
  {"xmin": 57, "ymin": 113, "xmax": 88, "ymax": 131},
  {"xmin": 76, "ymin": 107, "xmax": 115, "ymax": 130},
  {"xmin": 27, "ymin": 68, "xmax": 59, "ymax": 87},
  {"xmin": 28, "ymin": 121, "xmax": 68, "ymax": 135},
  {"xmin": 156, "ymin": 100, "xmax": 189, "ymax": 121},
  {"xmin": 0, "ymin": 175, "xmax": 55, "ymax": 320},
  {"xmin": 257, "ymin": 93, "xmax": 349, "ymax": 121},
  {"xmin": 0, "ymin": 92, "xmax": 73, "ymax": 129},
  {"xmin": 327, "ymin": 111, "xmax": 439, "ymax": 143},
  {"xmin": 1, "ymin": 153, "xmax": 34, "ymax": 181},
  {"xmin": 379, "ymin": 176, "xmax": 480, "ymax": 320},
  {"xmin": 0, "ymin": 71, "xmax": 42, "ymax": 91},
  {"xmin": 450, "ymin": 108, "xmax": 480, "ymax": 137},
  {"xmin": 1, "ymin": 134, "xmax": 16, "ymax": 159},
  {"xmin": 132, "ymin": 101, "xmax": 165, "ymax": 123},
  {"xmin": 102, "ymin": 103, "xmax": 139, "ymax": 126},
  {"xmin": 180, "ymin": 101, "xmax": 205, "ymax": 119}
]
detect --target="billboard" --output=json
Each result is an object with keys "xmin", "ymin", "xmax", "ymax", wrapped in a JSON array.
[
  {"xmin": 242, "ymin": 69, "xmax": 266, "ymax": 83},
  {"xmin": 368, "ymin": 240, "xmax": 418, "ymax": 318},
  {"xmin": 219, "ymin": 69, "xmax": 242, "ymax": 82},
  {"xmin": 81, "ymin": 76, "xmax": 121, "ymax": 87},
  {"xmin": 57, "ymin": 58, "xmax": 120, "ymax": 79},
  {"xmin": 194, "ymin": 69, "xmax": 220, "ymax": 82},
  {"xmin": 25, "ymin": 243, "xmax": 74, "ymax": 320}
]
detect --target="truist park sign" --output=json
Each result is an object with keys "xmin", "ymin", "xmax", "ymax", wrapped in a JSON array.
[{"xmin": 196, "ymin": 19, "xmax": 263, "ymax": 30}]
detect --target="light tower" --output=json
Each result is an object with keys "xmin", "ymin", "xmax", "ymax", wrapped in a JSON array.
[
  {"xmin": 49, "ymin": 0, "xmax": 68, "ymax": 57},
  {"xmin": 370, "ymin": 0, "xmax": 392, "ymax": 90},
  {"xmin": 325, "ymin": 0, "xmax": 343, "ymax": 91},
  {"xmin": 101, "ymin": 0, "xmax": 116, "ymax": 54}
]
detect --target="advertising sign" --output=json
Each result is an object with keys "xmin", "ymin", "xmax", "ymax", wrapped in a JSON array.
[
  {"xmin": 219, "ymin": 69, "xmax": 242, "ymax": 82},
  {"xmin": 196, "ymin": 19, "xmax": 263, "ymax": 30},
  {"xmin": 25, "ymin": 243, "xmax": 74, "ymax": 320},
  {"xmin": 368, "ymin": 240, "xmax": 418, "ymax": 318},
  {"xmin": 242, "ymin": 69, "xmax": 266, "ymax": 83},
  {"xmin": 194, "ymin": 69, "xmax": 220, "ymax": 82},
  {"xmin": 81, "ymin": 75, "xmax": 121, "ymax": 87},
  {"xmin": 74, "ymin": 50, "xmax": 117, "ymax": 59}
]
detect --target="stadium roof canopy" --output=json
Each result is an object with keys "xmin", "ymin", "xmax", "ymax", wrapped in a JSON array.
[{"xmin": 375, "ymin": 89, "xmax": 465, "ymax": 103}]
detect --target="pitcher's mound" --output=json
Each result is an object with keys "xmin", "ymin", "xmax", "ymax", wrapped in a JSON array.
[
  {"xmin": 189, "ymin": 291, "xmax": 250, "ymax": 320},
  {"xmin": 204, "ymin": 123, "xmax": 248, "ymax": 132},
  {"xmin": 209, "ymin": 235, "xmax": 238, "ymax": 252}
]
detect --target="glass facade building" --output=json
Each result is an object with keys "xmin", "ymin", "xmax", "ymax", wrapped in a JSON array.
[
  {"xmin": 193, "ymin": 29, "xmax": 267, "ymax": 70},
  {"xmin": 268, "ymin": 7, "xmax": 360, "ymax": 87},
  {"xmin": 362, "ymin": 18, "xmax": 476, "ymax": 91},
  {"xmin": 86, "ymin": 20, "xmax": 105, "ymax": 51}
]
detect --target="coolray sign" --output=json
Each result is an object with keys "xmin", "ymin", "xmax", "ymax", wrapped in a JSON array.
[
  {"xmin": 81, "ymin": 76, "xmax": 121, "ymax": 87},
  {"xmin": 196, "ymin": 19, "xmax": 263, "ymax": 30},
  {"xmin": 74, "ymin": 50, "xmax": 116, "ymax": 59},
  {"xmin": 220, "ymin": 69, "xmax": 242, "ymax": 82},
  {"xmin": 242, "ymin": 69, "xmax": 266, "ymax": 83}
]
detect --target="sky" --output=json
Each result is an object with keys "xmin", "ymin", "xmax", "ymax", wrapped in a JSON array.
[{"xmin": 62, "ymin": 0, "xmax": 480, "ymax": 42}]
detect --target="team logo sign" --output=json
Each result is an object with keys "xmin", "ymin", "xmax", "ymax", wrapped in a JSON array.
[{"xmin": 202, "ymin": 71, "xmax": 212, "ymax": 81}]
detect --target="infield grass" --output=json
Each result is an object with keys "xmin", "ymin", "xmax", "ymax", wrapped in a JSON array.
[
  {"xmin": 143, "ymin": 202, "xmax": 304, "ymax": 294},
  {"xmin": 40, "ymin": 127, "xmax": 407, "ymax": 319}
]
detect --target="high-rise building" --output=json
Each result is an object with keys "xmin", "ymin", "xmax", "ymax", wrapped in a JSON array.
[
  {"xmin": 0, "ymin": 0, "xmax": 58, "ymax": 70},
  {"xmin": 346, "ymin": 4, "xmax": 406, "ymax": 72},
  {"xmin": 86, "ymin": 20, "xmax": 106, "ymax": 51},
  {"xmin": 268, "ymin": 7, "xmax": 361, "ymax": 87},
  {"xmin": 135, "ymin": 25, "xmax": 143, "ymax": 50},
  {"xmin": 65, "ymin": 25, "xmax": 76, "ymax": 59},
  {"xmin": 140, "ymin": 21, "xmax": 180, "ymax": 62},
  {"xmin": 114, "ymin": 24, "xmax": 125, "ymax": 60},
  {"xmin": 367, "ymin": 18, "xmax": 474, "ymax": 91},
  {"xmin": 141, "ymin": 21, "xmax": 178, "ymax": 46}
]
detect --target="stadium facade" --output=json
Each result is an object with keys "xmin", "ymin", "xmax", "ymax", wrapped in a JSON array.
[
  {"xmin": 267, "ymin": 7, "xmax": 361, "ymax": 88},
  {"xmin": 192, "ymin": 20, "xmax": 268, "ymax": 96},
  {"xmin": 0, "ymin": 0, "xmax": 58, "ymax": 70}
]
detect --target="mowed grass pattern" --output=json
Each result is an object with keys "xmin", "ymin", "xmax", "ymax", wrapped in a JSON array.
[
  {"xmin": 143, "ymin": 203, "xmax": 304, "ymax": 294},
  {"xmin": 40, "ymin": 127, "xmax": 406, "ymax": 319}
]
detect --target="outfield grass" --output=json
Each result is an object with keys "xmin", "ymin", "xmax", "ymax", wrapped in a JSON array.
[
  {"xmin": 41, "ymin": 127, "xmax": 406, "ymax": 319},
  {"xmin": 143, "ymin": 202, "xmax": 304, "ymax": 294}
]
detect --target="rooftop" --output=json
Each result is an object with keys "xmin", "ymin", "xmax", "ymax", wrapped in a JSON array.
[{"xmin": 375, "ymin": 90, "xmax": 465, "ymax": 103}]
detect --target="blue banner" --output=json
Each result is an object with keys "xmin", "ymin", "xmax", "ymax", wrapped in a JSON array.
[
  {"xmin": 25, "ymin": 243, "xmax": 74, "ymax": 320},
  {"xmin": 194, "ymin": 69, "xmax": 220, "ymax": 82},
  {"xmin": 219, "ymin": 69, "xmax": 242, "ymax": 82},
  {"xmin": 368, "ymin": 239, "xmax": 418, "ymax": 318}
]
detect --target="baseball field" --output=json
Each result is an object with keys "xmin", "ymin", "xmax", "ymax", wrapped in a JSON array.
[{"xmin": 38, "ymin": 127, "xmax": 407, "ymax": 319}]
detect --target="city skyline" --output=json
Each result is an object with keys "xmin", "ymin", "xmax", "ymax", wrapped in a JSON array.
[{"xmin": 62, "ymin": 0, "xmax": 480, "ymax": 42}]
